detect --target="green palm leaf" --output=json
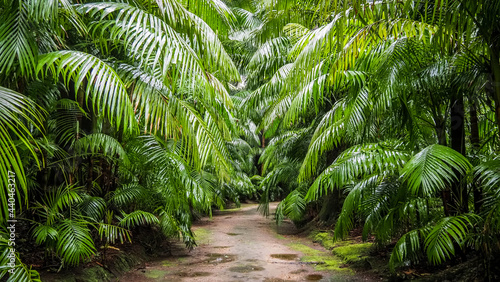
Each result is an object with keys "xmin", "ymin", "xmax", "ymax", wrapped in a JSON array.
[
  {"xmin": 401, "ymin": 145, "xmax": 471, "ymax": 197},
  {"xmin": 118, "ymin": 210, "xmax": 159, "ymax": 229},
  {"xmin": 37, "ymin": 51, "xmax": 136, "ymax": 131},
  {"xmin": 32, "ymin": 224, "xmax": 58, "ymax": 246},
  {"xmin": 389, "ymin": 226, "xmax": 431, "ymax": 270},
  {"xmin": 424, "ymin": 214, "xmax": 478, "ymax": 265},
  {"xmin": 0, "ymin": 1, "xmax": 37, "ymax": 76},
  {"xmin": 0, "ymin": 86, "xmax": 44, "ymax": 223},
  {"xmin": 0, "ymin": 238, "xmax": 41, "ymax": 281},
  {"xmin": 306, "ymin": 143, "xmax": 410, "ymax": 201},
  {"xmin": 98, "ymin": 211, "xmax": 131, "ymax": 245},
  {"xmin": 56, "ymin": 219, "xmax": 96, "ymax": 266},
  {"xmin": 74, "ymin": 133, "xmax": 129, "ymax": 165}
]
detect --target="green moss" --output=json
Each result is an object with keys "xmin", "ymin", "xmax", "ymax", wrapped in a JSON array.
[
  {"xmin": 193, "ymin": 227, "xmax": 211, "ymax": 244},
  {"xmin": 287, "ymin": 242, "xmax": 353, "ymax": 274},
  {"xmin": 311, "ymin": 232, "xmax": 337, "ymax": 250},
  {"xmin": 312, "ymin": 232, "xmax": 329, "ymax": 242},
  {"xmin": 143, "ymin": 269, "xmax": 168, "ymax": 279},
  {"xmin": 332, "ymin": 242, "xmax": 373, "ymax": 264},
  {"xmin": 310, "ymin": 231, "xmax": 374, "ymax": 267},
  {"xmin": 219, "ymin": 207, "xmax": 241, "ymax": 212},
  {"xmin": 274, "ymin": 233, "xmax": 287, "ymax": 240},
  {"xmin": 161, "ymin": 260, "xmax": 174, "ymax": 267},
  {"xmin": 301, "ymin": 254, "xmax": 352, "ymax": 273},
  {"xmin": 287, "ymin": 243, "xmax": 323, "ymax": 256}
]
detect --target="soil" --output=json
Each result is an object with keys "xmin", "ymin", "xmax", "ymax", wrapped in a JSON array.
[{"xmin": 120, "ymin": 203, "xmax": 375, "ymax": 282}]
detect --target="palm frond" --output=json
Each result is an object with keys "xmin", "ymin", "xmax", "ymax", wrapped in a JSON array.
[
  {"xmin": 0, "ymin": 1, "xmax": 37, "ymax": 76},
  {"xmin": 0, "ymin": 236, "xmax": 41, "ymax": 281},
  {"xmin": 305, "ymin": 143, "xmax": 410, "ymax": 201},
  {"xmin": 79, "ymin": 195, "xmax": 106, "ymax": 222},
  {"xmin": 0, "ymin": 86, "xmax": 44, "ymax": 222},
  {"xmin": 401, "ymin": 145, "xmax": 471, "ymax": 197},
  {"xmin": 389, "ymin": 226, "xmax": 431, "ymax": 270},
  {"xmin": 118, "ymin": 210, "xmax": 159, "ymax": 229},
  {"xmin": 98, "ymin": 211, "xmax": 132, "ymax": 245},
  {"xmin": 74, "ymin": 133, "xmax": 129, "ymax": 165},
  {"xmin": 109, "ymin": 183, "xmax": 147, "ymax": 208},
  {"xmin": 298, "ymin": 106, "xmax": 344, "ymax": 181},
  {"xmin": 32, "ymin": 224, "xmax": 58, "ymax": 245},
  {"xmin": 56, "ymin": 219, "xmax": 96, "ymax": 266},
  {"xmin": 37, "ymin": 51, "xmax": 136, "ymax": 131},
  {"xmin": 425, "ymin": 214, "xmax": 478, "ymax": 265}
]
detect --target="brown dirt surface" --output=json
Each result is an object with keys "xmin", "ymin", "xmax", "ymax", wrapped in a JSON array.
[{"xmin": 120, "ymin": 203, "xmax": 375, "ymax": 282}]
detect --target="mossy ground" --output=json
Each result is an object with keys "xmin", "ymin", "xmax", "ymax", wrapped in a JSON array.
[
  {"xmin": 310, "ymin": 232, "xmax": 374, "ymax": 268},
  {"xmin": 311, "ymin": 232, "xmax": 337, "ymax": 250},
  {"xmin": 143, "ymin": 269, "xmax": 168, "ymax": 279},
  {"xmin": 332, "ymin": 242, "xmax": 372, "ymax": 264},
  {"xmin": 220, "ymin": 207, "xmax": 242, "ymax": 212},
  {"xmin": 161, "ymin": 260, "xmax": 174, "ymax": 267},
  {"xmin": 287, "ymin": 243, "xmax": 353, "ymax": 275},
  {"xmin": 193, "ymin": 227, "xmax": 212, "ymax": 244}
]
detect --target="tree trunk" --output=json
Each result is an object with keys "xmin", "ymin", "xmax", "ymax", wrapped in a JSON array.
[
  {"xmin": 470, "ymin": 101, "xmax": 482, "ymax": 213},
  {"xmin": 436, "ymin": 121, "xmax": 447, "ymax": 147},
  {"xmin": 450, "ymin": 94, "xmax": 467, "ymax": 214},
  {"xmin": 489, "ymin": 45, "xmax": 500, "ymax": 141},
  {"xmin": 436, "ymin": 118, "xmax": 452, "ymax": 216}
]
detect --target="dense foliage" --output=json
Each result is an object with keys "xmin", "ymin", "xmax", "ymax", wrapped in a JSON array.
[
  {"xmin": 0, "ymin": 0, "xmax": 258, "ymax": 280},
  {"xmin": 235, "ymin": 0, "xmax": 500, "ymax": 276},
  {"xmin": 1, "ymin": 0, "xmax": 500, "ymax": 281}
]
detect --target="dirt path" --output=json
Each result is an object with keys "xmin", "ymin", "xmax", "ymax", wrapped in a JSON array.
[{"xmin": 122, "ymin": 203, "xmax": 370, "ymax": 282}]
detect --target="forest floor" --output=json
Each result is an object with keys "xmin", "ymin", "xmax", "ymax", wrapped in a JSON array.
[{"xmin": 120, "ymin": 202, "xmax": 377, "ymax": 282}]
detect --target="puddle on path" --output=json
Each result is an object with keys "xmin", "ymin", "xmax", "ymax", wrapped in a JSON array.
[
  {"xmin": 270, "ymin": 254, "xmax": 299, "ymax": 261},
  {"xmin": 205, "ymin": 253, "xmax": 236, "ymax": 264},
  {"xmin": 305, "ymin": 274, "xmax": 323, "ymax": 281},
  {"xmin": 229, "ymin": 264, "xmax": 265, "ymax": 273}
]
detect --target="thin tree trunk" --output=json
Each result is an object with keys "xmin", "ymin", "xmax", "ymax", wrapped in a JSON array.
[
  {"xmin": 450, "ymin": 94, "xmax": 469, "ymax": 262},
  {"xmin": 87, "ymin": 157, "xmax": 94, "ymax": 192},
  {"xmin": 257, "ymin": 131, "xmax": 265, "ymax": 176},
  {"xmin": 436, "ymin": 120, "xmax": 447, "ymax": 147},
  {"xmin": 436, "ymin": 119, "xmax": 452, "ymax": 216},
  {"xmin": 489, "ymin": 45, "xmax": 500, "ymax": 141},
  {"xmin": 450, "ymin": 94, "xmax": 467, "ymax": 214},
  {"xmin": 470, "ymin": 101, "xmax": 482, "ymax": 213}
]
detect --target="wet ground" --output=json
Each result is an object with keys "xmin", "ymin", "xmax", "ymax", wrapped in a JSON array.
[{"xmin": 121, "ymin": 203, "xmax": 372, "ymax": 282}]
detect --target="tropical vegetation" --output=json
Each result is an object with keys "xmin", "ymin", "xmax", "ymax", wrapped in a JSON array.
[{"xmin": 1, "ymin": 0, "xmax": 500, "ymax": 281}]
